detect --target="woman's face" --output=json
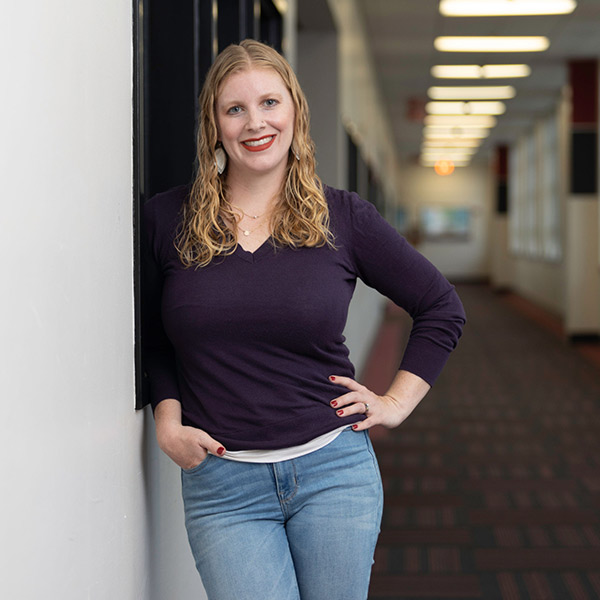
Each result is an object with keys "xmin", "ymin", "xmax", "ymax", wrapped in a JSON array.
[{"xmin": 215, "ymin": 67, "xmax": 295, "ymax": 180}]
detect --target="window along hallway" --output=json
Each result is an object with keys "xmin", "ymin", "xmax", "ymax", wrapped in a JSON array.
[{"xmin": 366, "ymin": 284, "xmax": 600, "ymax": 600}]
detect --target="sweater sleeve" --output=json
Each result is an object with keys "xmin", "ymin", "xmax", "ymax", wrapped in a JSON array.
[
  {"xmin": 140, "ymin": 197, "xmax": 181, "ymax": 410},
  {"xmin": 344, "ymin": 191, "xmax": 466, "ymax": 386}
]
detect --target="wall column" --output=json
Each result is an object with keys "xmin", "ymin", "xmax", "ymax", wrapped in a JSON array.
[
  {"xmin": 565, "ymin": 60, "xmax": 600, "ymax": 337},
  {"xmin": 490, "ymin": 145, "xmax": 514, "ymax": 290}
]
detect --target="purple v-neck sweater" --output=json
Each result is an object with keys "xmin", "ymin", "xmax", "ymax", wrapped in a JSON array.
[{"xmin": 142, "ymin": 185, "xmax": 465, "ymax": 450}]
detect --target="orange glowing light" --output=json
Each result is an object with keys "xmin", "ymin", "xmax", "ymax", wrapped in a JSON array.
[{"xmin": 435, "ymin": 159, "xmax": 455, "ymax": 176}]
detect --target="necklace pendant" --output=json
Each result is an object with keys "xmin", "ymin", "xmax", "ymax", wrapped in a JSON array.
[{"xmin": 243, "ymin": 230, "xmax": 251, "ymax": 236}]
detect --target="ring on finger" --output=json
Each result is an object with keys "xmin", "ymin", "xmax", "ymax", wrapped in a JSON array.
[{"xmin": 364, "ymin": 402, "xmax": 370, "ymax": 414}]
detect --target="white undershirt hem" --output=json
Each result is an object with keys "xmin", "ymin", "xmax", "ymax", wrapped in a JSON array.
[{"xmin": 219, "ymin": 425, "xmax": 351, "ymax": 463}]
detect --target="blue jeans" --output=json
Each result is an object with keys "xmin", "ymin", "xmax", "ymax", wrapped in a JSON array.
[{"xmin": 181, "ymin": 428, "xmax": 383, "ymax": 600}]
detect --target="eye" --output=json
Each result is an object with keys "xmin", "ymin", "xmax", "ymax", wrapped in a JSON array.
[
  {"xmin": 264, "ymin": 98, "xmax": 278, "ymax": 108},
  {"xmin": 227, "ymin": 105, "xmax": 242, "ymax": 115}
]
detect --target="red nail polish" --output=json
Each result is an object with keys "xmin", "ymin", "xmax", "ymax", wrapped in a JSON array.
[
  {"xmin": 352, "ymin": 424, "xmax": 358, "ymax": 430},
  {"xmin": 329, "ymin": 376, "xmax": 336, "ymax": 381},
  {"xmin": 331, "ymin": 400, "xmax": 338, "ymax": 407},
  {"xmin": 217, "ymin": 447, "xmax": 225, "ymax": 456},
  {"xmin": 337, "ymin": 409, "xmax": 343, "ymax": 416}
]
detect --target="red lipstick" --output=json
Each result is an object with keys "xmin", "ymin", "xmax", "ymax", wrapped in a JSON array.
[{"xmin": 241, "ymin": 135, "xmax": 276, "ymax": 152}]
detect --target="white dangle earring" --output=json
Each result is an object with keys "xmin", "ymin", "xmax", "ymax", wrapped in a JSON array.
[{"xmin": 215, "ymin": 146, "xmax": 227, "ymax": 175}]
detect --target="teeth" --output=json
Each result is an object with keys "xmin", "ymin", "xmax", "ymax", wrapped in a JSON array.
[{"xmin": 244, "ymin": 136, "xmax": 274, "ymax": 147}]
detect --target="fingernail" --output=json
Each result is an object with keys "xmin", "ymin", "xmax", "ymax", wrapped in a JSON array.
[
  {"xmin": 217, "ymin": 447, "xmax": 225, "ymax": 456},
  {"xmin": 329, "ymin": 376, "xmax": 336, "ymax": 381},
  {"xmin": 336, "ymin": 409, "xmax": 344, "ymax": 416},
  {"xmin": 352, "ymin": 424, "xmax": 358, "ymax": 430},
  {"xmin": 331, "ymin": 400, "xmax": 338, "ymax": 407}
]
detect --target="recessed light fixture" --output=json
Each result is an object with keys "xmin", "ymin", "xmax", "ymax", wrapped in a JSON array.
[
  {"xmin": 434, "ymin": 36, "xmax": 550, "ymax": 52},
  {"xmin": 434, "ymin": 160, "xmax": 456, "ymax": 176},
  {"xmin": 428, "ymin": 85, "xmax": 516, "ymax": 100},
  {"xmin": 439, "ymin": 0, "xmax": 576, "ymax": 17},
  {"xmin": 424, "ymin": 115, "xmax": 498, "ymax": 128},
  {"xmin": 426, "ymin": 101, "xmax": 506, "ymax": 115},
  {"xmin": 421, "ymin": 158, "xmax": 470, "ymax": 168},
  {"xmin": 431, "ymin": 64, "xmax": 531, "ymax": 79}
]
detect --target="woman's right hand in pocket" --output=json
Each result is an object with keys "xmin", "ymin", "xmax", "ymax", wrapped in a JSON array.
[
  {"xmin": 154, "ymin": 399, "xmax": 226, "ymax": 470},
  {"xmin": 157, "ymin": 423, "xmax": 226, "ymax": 469}
]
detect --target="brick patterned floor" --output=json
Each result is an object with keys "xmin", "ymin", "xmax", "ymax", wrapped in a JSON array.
[{"xmin": 365, "ymin": 284, "xmax": 600, "ymax": 600}]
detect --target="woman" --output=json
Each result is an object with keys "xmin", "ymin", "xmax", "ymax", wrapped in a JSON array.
[{"xmin": 142, "ymin": 39, "xmax": 465, "ymax": 600}]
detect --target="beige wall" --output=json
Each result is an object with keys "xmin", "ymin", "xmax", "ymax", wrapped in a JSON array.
[{"xmin": 399, "ymin": 164, "xmax": 494, "ymax": 281}]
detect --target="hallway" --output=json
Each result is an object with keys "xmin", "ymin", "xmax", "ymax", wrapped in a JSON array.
[{"xmin": 366, "ymin": 284, "xmax": 600, "ymax": 600}]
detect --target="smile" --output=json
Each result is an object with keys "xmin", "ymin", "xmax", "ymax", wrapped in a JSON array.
[{"xmin": 241, "ymin": 135, "xmax": 276, "ymax": 152}]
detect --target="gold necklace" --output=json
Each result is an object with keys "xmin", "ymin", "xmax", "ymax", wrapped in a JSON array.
[
  {"xmin": 238, "ymin": 223, "xmax": 258, "ymax": 237},
  {"xmin": 228, "ymin": 202, "xmax": 263, "ymax": 221},
  {"xmin": 225, "ymin": 201, "xmax": 274, "ymax": 236}
]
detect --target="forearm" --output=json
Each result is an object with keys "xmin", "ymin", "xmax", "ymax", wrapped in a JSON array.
[
  {"xmin": 154, "ymin": 398, "xmax": 183, "ymax": 443},
  {"xmin": 384, "ymin": 369, "xmax": 431, "ymax": 423}
]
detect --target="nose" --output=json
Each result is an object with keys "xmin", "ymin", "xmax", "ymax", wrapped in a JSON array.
[{"xmin": 246, "ymin": 107, "xmax": 265, "ymax": 132}]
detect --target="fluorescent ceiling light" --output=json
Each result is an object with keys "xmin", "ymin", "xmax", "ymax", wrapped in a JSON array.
[
  {"xmin": 423, "ymin": 128, "xmax": 490, "ymax": 139},
  {"xmin": 424, "ymin": 115, "xmax": 497, "ymax": 128},
  {"xmin": 421, "ymin": 154, "xmax": 473, "ymax": 163},
  {"xmin": 421, "ymin": 140, "xmax": 479, "ymax": 154},
  {"xmin": 426, "ymin": 101, "xmax": 506, "ymax": 115},
  {"xmin": 421, "ymin": 154, "xmax": 471, "ymax": 162},
  {"xmin": 439, "ymin": 0, "xmax": 576, "ymax": 17},
  {"xmin": 483, "ymin": 64, "xmax": 532, "ymax": 78},
  {"xmin": 428, "ymin": 85, "xmax": 516, "ymax": 100},
  {"xmin": 422, "ymin": 154, "xmax": 475, "ymax": 164},
  {"xmin": 422, "ymin": 139, "xmax": 481, "ymax": 148},
  {"xmin": 422, "ymin": 146, "xmax": 477, "ymax": 154},
  {"xmin": 431, "ymin": 64, "xmax": 531, "ymax": 79},
  {"xmin": 434, "ymin": 36, "xmax": 550, "ymax": 52}
]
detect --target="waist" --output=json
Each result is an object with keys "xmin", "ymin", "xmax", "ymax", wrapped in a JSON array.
[{"xmin": 218, "ymin": 425, "xmax": 350, "ymax": 463}]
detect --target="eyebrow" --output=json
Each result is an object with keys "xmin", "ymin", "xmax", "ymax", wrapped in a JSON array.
[{"xmin": 218, "ymin": 91, "xmax": 285, "ymax": 107}]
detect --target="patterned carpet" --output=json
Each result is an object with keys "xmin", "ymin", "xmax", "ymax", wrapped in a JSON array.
[{"xmin": 364, "ymin": 284, "xmax": 600, "ymax": 600}]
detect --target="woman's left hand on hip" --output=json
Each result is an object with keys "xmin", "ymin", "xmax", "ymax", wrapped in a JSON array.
[{"xmin": 328, "ymin": 375, "xmax": 407, "ymax": 431}]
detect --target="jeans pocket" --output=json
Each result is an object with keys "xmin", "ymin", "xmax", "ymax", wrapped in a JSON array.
[{"xmin": 182, "ymin": 454, "xmax": 214, "ymax": 475}]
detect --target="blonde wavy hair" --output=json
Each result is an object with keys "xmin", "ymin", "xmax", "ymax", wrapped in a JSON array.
[{"xmin": 176, "ymin": 39, "xmax": 333, "ymax": 268}]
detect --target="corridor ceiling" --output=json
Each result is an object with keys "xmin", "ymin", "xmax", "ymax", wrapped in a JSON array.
[{"xmin": 357, "ymin": 0, "xmax": 600, "ymax": 163}]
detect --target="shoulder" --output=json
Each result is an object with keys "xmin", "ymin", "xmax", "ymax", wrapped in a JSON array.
[
  {"xmin": 323, "ymin": 184, "xmax": 365, "ymax": 212},
  {"xmin": 143, "ymin": 184, "xmax": 189, "ymax": 237},
  {"xmin": 144, "ymin": 184, "xmax": 189, "ymax": 221},
  {"xmin": 323, "ymin": 184, "xmax": 391, "ymax": 238}
]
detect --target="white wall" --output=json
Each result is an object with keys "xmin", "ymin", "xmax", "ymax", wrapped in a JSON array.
[
  {"xmin": 1, "ymin": 1, "xmax": 141, "ymax": 598},
  {"xmin": 297, "ymin": 30, "xmax": 343, "ymax": 189},
  {"xmin": 328, "ymin": 0, "xmax": 401, "ymax": 203},
  {"xmin": 398, "ymin": 164, "xmax": 493, "ymax": 281},
  {"xmin": 0, "ymin": 2, "xmax": 204, "ymax": 599}
]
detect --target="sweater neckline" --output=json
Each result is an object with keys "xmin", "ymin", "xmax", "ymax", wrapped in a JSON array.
[{"xmin": 233, "ymin": 237, "xmax": 275, "ymax": 263}]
